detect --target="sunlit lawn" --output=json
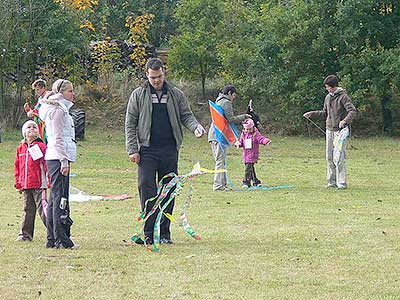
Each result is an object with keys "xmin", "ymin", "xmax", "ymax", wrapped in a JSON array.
[{"xmin": 0, "ymin": 127, "xmax": 399, "ymax": 300}]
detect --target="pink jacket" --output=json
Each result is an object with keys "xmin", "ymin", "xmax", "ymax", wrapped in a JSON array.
[{"xmin": 238, "ymin": 128, "xmax": 271, "ymax": 163}]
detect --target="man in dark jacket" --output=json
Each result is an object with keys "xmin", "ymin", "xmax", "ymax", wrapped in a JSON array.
[
  {"xmin": 303, "ymin": 75, "xmax": 356, "ymax": 189},
  {"xmin": 125, "ymin": 58, "xmax": 205, "ymax": 245}
]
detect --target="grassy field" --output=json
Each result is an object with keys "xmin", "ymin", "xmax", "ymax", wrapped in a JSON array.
[{"xmin": 0, "ymin": 127, "xmax": 399, "ymax": 300}]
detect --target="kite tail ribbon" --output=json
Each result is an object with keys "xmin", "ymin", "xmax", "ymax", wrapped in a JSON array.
[{"xmin": 131, "ymin": 163, "xmax": 217, "ymax": 252}]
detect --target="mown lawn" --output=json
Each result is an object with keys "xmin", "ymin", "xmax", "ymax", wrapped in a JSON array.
[{"xmin": 0, "ymin": 127, "xmax": 399, "ymax": 300}]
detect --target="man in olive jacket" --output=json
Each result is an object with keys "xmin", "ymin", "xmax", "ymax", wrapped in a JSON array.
[
  {"xmin": 125, "ymin": 58, "xmax": 205, "ymax": 245},
  {"xmin": 303, "ymin": 75, "xmax": 356, "ymax": 189}
]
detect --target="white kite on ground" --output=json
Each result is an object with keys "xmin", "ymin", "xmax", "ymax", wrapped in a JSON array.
[{"xmin": 69, "ymin": 186, "xmax": 132, "ymax": 202}]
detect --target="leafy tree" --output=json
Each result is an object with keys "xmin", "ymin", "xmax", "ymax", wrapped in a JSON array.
[
  {"xmin": 335, "ymin": 0, "xmax": 400, "ymax": 134},
  {"xmin": 125, "ymin": 13, "xmax": 155, "ymax": 68},
  {"xmin": 168, "ymin": 0, "xmax": 223, "ymax": 100},
  {"xmin": 216, "ymin": 0, "xmax": 400, "ymax": 134},
  {"xmin": 0, "ymin": 0, "xmax": 88, "ymax": 126},
  {"xmin": 84, "ymin": 0, "xmax": 179, "ymax": 47}
]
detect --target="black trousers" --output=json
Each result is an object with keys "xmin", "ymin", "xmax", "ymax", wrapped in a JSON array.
[
  {"xmin": 46, "ymin": 160, "xmax": 74, "ymax": 248},
  {"xmin": 243, "ymin": 163, "xmax": 261, "ymax": 186},
  {"xmin": 138, "ymin": 146, "xmax": 178, "ymax": 240}
]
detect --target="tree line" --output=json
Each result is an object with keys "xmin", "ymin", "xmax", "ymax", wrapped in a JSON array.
[{"xmin": 1, "ymin": 0, "xmax": 399, "ymax": 135}]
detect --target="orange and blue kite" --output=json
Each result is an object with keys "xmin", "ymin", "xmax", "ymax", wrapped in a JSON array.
[{"xmin": 209, "ymin": 100, "xmax": 239, "ymax": 149}]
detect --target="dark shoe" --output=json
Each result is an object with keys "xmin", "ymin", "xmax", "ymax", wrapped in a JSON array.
[
  {"xmin": 132, "ymin": 235, "xmax": 144, "ymax": 245},
  {"xmin": 144, "ymin": 236, "xmax": 153, "ymax": 246},
  {"xmin": 160, "ymin": 238, "xmax": 174, "ymax": 244},
  {"xmin": 45, "ymin": 242, "xmax": 55, "ymax": 248},
  {"xmin": 56, "ymin": 243, "xmax": 80, "ymax": 250},
  {"xmin": 132, "ymin": 235, "xmax": 153, "ymax": 245}
]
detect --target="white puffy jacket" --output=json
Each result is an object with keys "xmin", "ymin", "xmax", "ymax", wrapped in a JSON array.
[{"xmin": 39, "ymin": 93, "xmax": 76, "ymax": 167}]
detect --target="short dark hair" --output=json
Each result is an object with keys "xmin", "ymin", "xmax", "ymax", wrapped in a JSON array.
[
  {"xmin": 221, "ymin": 85, "xmax": 237, "ymax": 95},
  {"xmin": 145, "ymin": 58, "xmax": 164, "ymax": 72},
  {"xmin": 323, "ymin": 75, "xmax": 339, "ymax": 88}
]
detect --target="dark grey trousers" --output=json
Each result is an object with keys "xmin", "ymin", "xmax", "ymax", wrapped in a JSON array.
[
  {"xmin": 243, "ymin": 163, "xmax": 261, "ymax": 186},
  {"xmin": 46, "ymin": 160, "xmax": 74, "ymax": 248},
  {"xmin": 138, "ymin": 146, "xmax": 178, "ymax": 240}
]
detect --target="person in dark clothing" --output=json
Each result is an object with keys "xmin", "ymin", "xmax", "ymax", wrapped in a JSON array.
[{"xmin": 125, "ymin": 58, "xmax": 205, "ymax": 245}]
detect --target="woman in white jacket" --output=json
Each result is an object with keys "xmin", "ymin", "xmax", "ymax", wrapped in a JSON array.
[{"xmin": 39, "ymin": 79, "xmax": 78, "ymax": 249}]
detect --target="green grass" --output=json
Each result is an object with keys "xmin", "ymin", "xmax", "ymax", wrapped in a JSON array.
[{"xmin": 0, "ymin": 128, "xmax": 399, "ymax": 300}]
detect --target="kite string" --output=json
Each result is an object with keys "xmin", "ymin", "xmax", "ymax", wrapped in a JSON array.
[
  {"xmin": 220, "ymin": 139, "xmax": 294, "ymax": 191},
  {"xmin": 305, "ymin": 117, "xmax": 326, "ymax": 135}
]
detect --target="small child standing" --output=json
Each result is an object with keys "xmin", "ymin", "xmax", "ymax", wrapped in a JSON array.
[
  {"xmin": 14, "ymin": 120, "xmax": 49, "ymax": 241},
  {"xmin": 235, "ymin": 119, "xmax": 271, "ymax": 187},
  {"xmin": 24, "ymin": 79, "xmax": 53, "ymax": 143}
]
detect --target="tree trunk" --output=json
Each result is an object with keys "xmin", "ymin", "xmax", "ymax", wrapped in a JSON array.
[
  {"xmin": 201, "ymin": 74, "xmax": 206, "ymax": 101},
  {"xmin": 381, "ymin": 95, "xmax": 392, "ymax": 135}
]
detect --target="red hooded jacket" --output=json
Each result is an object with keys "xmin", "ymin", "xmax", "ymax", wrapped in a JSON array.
[{"xmin": 14, "ymin": 139, "xmax": 49, "ymax": 190}]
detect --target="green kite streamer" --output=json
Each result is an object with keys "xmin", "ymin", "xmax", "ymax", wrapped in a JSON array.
[{"xmin": 131, "ymin": 163, "xmax": 214, "ymax": 252}]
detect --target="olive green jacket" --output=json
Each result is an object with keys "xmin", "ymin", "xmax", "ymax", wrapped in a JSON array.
[{"xmin": 125, "ymin": 81, "xmax": 199, "ymax": 155}]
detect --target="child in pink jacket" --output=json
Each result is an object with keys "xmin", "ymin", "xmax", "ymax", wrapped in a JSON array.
[
  {"xmin": 14, "ymin": 120, "xmax": 49, "ymax": 241},
  {"xmin": 235, "ymin": 119, "xmax": 271, "ymax": 187}
]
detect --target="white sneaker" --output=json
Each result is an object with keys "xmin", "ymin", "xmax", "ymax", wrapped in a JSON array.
[{"xmin": 70, "ymin": 244, "xmax": 80, "ymax": 250}]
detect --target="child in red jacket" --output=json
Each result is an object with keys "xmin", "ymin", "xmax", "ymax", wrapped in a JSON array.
[{"xmin": 14, "ymin": 120, "xmax": 49, "ymax": 241}]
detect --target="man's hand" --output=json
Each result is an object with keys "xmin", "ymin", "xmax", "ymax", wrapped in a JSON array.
[
  {"xmin": 339, "ymin": 120, "xmax": 346, "ymax": 129},
  {"xmin": 245, "ymin": 114, "xmax": 252, "ymax": 119},
  {"xmin": 129, "ymin": 153, "xmax": 140, "ymax": 164},
  {"xmin": 303, "ymin": 112, "xmax": 312, "ymax": 119},
  {"xmin": 194, "ymin": 124, "xmax": 206, "ymax": 138}
]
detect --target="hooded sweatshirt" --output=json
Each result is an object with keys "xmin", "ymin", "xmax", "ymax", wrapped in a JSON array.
[
  {"xmin": 309, "ymin": 87, "xmax": 357, "ymax": 131},
  {"xmin": 39, "ymin": 93, "xmax": 76, "ymax": 167}
]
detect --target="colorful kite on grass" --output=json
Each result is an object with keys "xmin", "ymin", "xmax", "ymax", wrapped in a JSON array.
[{"xmin": 131, "ymin": 163, "xmax": 223, "ymax": 252}]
